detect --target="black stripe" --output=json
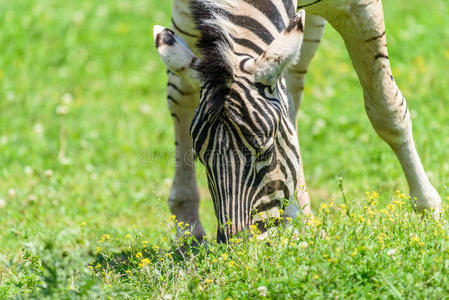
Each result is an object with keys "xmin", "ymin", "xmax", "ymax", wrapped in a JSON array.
[
  {"xmin": 403, "ymin": 106, "xmax": 409, "ymax": 120},
  {"xmin": 242, "ymin": 0, "xmax": 285, "ymax": 32},
  {"xmin": 374, "ymin": 53, "xmax": 389, "ymax": 60},
  {"xmin": 365, "ymin": 31, "xmax": 386, "ymax": 42},
  {"xmin": 233, "ymin": 81, "xmax": 278, "ymax": 133},
  {"xmin": 298, "ymin": 0, "xmax": 324, "ymax": 9},
  {"xmin": 254, "ymin": 180, "xmax": 289, "ymax": 204},
  {"xmin": 282, "ymin": 0, "xmax": 295, "ymax": 16},
  {"xmin": 171, "ymin": 17, "xmax": 199, "ymax": 38},
  {"xmin": 304, "ymin": 38, "xmax": 321, "ymax": 43},
  {"xmin": 232, "ymin": 36, "xmax": 264, "ymax": 55},
  {"xmin": 171, "ymin": 113, "xmax": 180, "ymax": 122},
  {"xmin": 255, "ymin": 198, "xmax": 282, "ymax": 214},
  {"xmin": 167, "ymin": 95, "xmax": 179, "ymax": 105},
  {"xmin": 229, "ymin": 14, "xmax": 274, "ymax": 45},
  {"xmin": 167, "ymin": 83, "xmax": 190, "ymax": 96}
]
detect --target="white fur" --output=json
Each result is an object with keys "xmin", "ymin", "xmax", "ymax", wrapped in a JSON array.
[
  {"xmin": 153, "ymin": 25, "xmax": 201, "ymax": 88},
  {"xmin": 253, "ymin": 10, "xmax": 305, "ymax": 85}
]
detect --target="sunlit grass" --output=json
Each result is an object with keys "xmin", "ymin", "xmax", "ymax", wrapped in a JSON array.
[{"xmin": 12, "ymin": 192, "xmax": 449, "ymax": 298}]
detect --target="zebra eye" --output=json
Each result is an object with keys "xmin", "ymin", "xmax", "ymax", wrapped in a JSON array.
[
  {"xmin": 255, "ymin": 143, "xmax": 275, "ymax": 163},
  {"xmin": 259, "ymin": 83, "xmax": 279, "ymax": 101}
]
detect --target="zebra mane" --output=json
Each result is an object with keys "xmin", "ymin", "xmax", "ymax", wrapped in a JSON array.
[{"xmin": 190, "ymin": 0, "xmax": 240, "ymax": 86}]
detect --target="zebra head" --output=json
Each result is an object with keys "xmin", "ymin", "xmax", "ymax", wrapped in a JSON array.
[{"xmin": 154, "ymin": 3, "xmax": 305, "ymax": 242}]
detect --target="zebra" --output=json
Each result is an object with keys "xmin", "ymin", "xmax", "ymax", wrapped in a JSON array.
[{"xmin": 153, "ymin": 0, "xmax": 442, "ymax": 242}]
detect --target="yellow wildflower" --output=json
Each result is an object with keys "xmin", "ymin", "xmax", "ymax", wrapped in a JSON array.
[
  {"xmin": 136, "ymin": 252, "xmax": 143, "ymax": 258},
  {"xmin": 100, "ymin": 234, "xmax": 110, "ymax": 242},
  {"xmin": 140, "ymin": 258, "xmax": 150, "ymax": 267},
  {"xmin": 386, "ymin": 204, "xmax": 396, "ymax": 211},
  {"xmin": 411, "ymin": 236, "xmax": 420, "ymax": 243},
  {"xmin": 125, "ymin": 234, "xmax": 132, "ymax": 239},
  {"xmin": 249, "ymin": 224, "xmax": 259, "ymax": 233},
  {"xmin": 280, "ymin": 238, "xmax": 288, "ymax": 246}
]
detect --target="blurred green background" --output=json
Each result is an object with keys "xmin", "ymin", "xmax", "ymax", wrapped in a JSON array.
[{"xmin": 0, "ymin": 0, "xmax": 448, "ymax": 271}]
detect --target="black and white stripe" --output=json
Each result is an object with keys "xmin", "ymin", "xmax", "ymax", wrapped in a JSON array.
[{"xmin": 182, "ymin": 0, "xmax": 302, "ymax": 242}]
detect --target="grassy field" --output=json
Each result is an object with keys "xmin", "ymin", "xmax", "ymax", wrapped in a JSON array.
[{"xmin": 1, "ymin": 0, "xmax": 449, "ymax": 298}]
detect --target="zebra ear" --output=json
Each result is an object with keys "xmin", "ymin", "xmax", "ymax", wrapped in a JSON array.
[
  {"xmin": 153, "ymin": 25, "xmax": 202, "ymax": 89},
  {"xmin": 250, "ymin": 10, "xmax": 305, "ymax": 86}
]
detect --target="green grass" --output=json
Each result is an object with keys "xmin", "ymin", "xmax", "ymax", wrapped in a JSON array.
[{"xmin": 0, "ymin": 0, "xmax": 448, "ymax": 298}]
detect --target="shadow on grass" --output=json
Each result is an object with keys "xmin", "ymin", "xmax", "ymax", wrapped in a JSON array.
[{"xmin": 90, "ymin": 242, "xmax": 208, "ymax": 276}]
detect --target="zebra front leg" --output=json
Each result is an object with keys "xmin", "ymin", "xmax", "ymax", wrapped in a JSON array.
[
  {"xmin": 285, "ymin": 14, "xmax": 326, "ymax": 216},
  {"xmin": 324, "ymin": 1, "xmax": 441, "ymax": 213},
  {"xmin": 286, "ymin": 14, "xmax": 326, "ymax": 113},
  {"xmin": 166, "ymin": 71, "xmax": 206, "ymax": 241}
]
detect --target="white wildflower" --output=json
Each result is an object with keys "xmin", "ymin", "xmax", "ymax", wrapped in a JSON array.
[
  {"xmin": 56, "ymin": 105, "xmax": 68, "ymax": 115},
  {"xmin": 59, "ymin": 156, "xmax": 72, "ymax": 165},
  {"xmin": 319, "ymin": 229, "xmax": 326, "ymax": 239},
  {"xmin": 33, "ymin": 123, "xmax": 44, "ymax": 136},
  {"xmin": 162, "ymin": 294, "xmax": 173, "ymax": 300},
  {"xmin": 8, "ymin": 188, "xmax": 16, "ymax": 198},
  {"xmin": 44, "ymin": 169, "xmax": 54, "ymax": 178},
  {"xmin": 24, "ymin": 166, "xmax": 33, "ymax": 176},
  {"xmin": 140, "ymin": 104, "xmax": 151, "ymax": 115},
  {"xmin": 299, "ymin": 241, "xmax": 308, "ymax": 249},
  {"xmin": 387, "ymin": 249, "xmax": 396, "ymax": 257},
  {"xmin": 62, "ymin": 93, "xmax": 74, "ymax": 105},
  {"xmin": 0, "ymin": 198, "xmax": 6, "ymax": 208},
  {"xmin": 291, "ymin": 229, "xmax": 300, "ymax": 242},
  {"xmin": 256, "ymin": 232, "xmax": 268, "ymax": 241},
  {"xmin": 257, "ymin": 286, "xmax": 268, "ymax": 297}
]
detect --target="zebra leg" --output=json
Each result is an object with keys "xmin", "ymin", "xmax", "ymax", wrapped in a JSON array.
[
  {"xmin": 166, "ymin": 71, "xmax": 206, "ymax": 241},
  {"xmin": 285, "ymin": 14, "xmax": 327, "ymax": 216},
  {"xmin": 286, "ymin": 14, "xmax": 326, "ymax": 113},
  {"xmin": 321, "ymin": 1, "xmax": 441, "ymax": 213}
]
